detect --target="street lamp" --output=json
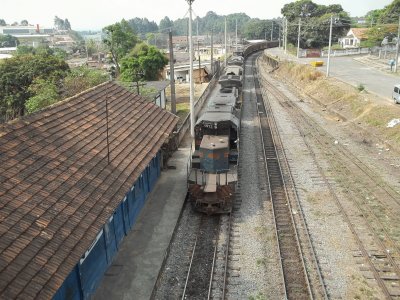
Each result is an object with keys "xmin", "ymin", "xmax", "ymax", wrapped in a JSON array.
[{"xmin": 186, "ymin": 0, "xmax": 195, "ymax": 137}]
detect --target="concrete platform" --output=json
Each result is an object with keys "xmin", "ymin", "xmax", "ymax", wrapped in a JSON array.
[{"xmin": 93, "ymin": 135, "xmax": 192, "ymax": 300}]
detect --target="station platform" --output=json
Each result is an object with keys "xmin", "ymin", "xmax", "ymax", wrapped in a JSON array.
[{"xmin": 93, "ymin": 134, "xmax": 192, "ymax": 300}]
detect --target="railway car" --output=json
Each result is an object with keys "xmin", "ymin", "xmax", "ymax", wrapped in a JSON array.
[
  {"xmin": 187, "ymin": 55, "xmax": 243, "ymax": 214},
  {"xmin": 187, "ymin": 41, "xmax": 279, "ymax": 214}
]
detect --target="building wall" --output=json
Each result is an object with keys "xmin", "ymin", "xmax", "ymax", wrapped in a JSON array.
[{"xmin": 53, "ymin": 152, "xmax": 162, "ymax": 300}]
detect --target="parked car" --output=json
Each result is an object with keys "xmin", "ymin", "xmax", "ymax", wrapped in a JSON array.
[{"xmin": 392, "ymin": 84, "xmax": 400, "ymax": 104}]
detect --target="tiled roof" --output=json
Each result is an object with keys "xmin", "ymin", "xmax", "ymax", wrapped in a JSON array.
[
  {"xmin": 0, "ymin": 81, "xmax": 178, "ymax": 299},
  {"xmin": 350, "ymin": 28, "xmax": 368, "ymax": 39}
]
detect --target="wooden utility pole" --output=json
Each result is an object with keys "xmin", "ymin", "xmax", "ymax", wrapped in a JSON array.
[
  {"xmin": 395, "ymin": 15, "xmax": 400, "ymax": 73},
  {"xmin": 326, "ymin": 15, "xmax": 333, "ymax": 77},
  {"xmin": 211, "ymin": 29, "xmax": 214, "ymax": 75},
  {"xmin": 297, "ymin": 19, "xmax": 301, "ymax": 58},
  {"xmin": 169, "ymin": 30, "xmax": 176, "ymax": 114}
]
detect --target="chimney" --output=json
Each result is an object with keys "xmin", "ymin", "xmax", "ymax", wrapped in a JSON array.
[{"xmin": 36, "ymin": 24, "xmax": 40, "ymax": 33}]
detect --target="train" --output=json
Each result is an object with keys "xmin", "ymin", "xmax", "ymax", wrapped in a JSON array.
[{"xmin": 187, "ymin": 41, "xmax": 279, "ymax": 214}]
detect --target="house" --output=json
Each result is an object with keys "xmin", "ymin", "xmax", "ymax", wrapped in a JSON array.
[
  {"xmin": 0, "ymin": 81, "xmax": 178, "ymax": 299},
  {"xmin": 146, "ymin": 80, "xmax": 170, "ymax": 109},
  {"xmin": 339, "ymin": 28, "xmax": 369, "ymax": 48},
  {"xmin": 165, "ymin": 63, "xmax": 211, "ymax": 84}
]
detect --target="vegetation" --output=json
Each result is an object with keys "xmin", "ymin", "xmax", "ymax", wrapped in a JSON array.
[
  {"xmin": 0, "ymin": 53, "xmax": 69, "ymax": 119},
  {"xmin": 120, "ymin": 43, "xmax": 168, "ymax": 82},
  {"xmin": 0, "ymin": 34, "xmax": 19, "ymax": 47},
  {"xmin": 364, "ymin": 0, "xmax": 400, "ymax": 46},
  {"xmin": 281, "ymin": 0, "xmax": 350, "ymax": 48},
  {"xmin": 102, "ymin": 20, "xmax": 139, "ymax": 74},
  {"xmin": 54, "ymin": 16, "xmax": 71, "ymax": 30}
]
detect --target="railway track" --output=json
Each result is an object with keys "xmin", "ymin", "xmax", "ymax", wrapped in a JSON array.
[
  {"xmin": 181, "ymin": 215, "xmax": 220, "ymax": 299},
  {"xmin": 259, "ymin": 69, "xmax": 400, "ymax": 298},
  {"xmin": 251, "ymin": 53, "xmax": 328, "ymax": 299}
]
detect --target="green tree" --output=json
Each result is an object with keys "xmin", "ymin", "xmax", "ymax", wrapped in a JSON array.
[
  {"xmin": 0, "ymin": 53, "xmax": 69, "ymax": 119},
  {"xmin": 281, "ymin": 0, "xmax": 349, "ymax": 48},
  {"xmin": 159, "ymin": 16, "xmax": 174, "ymax": 32},
  {"xmin": 62, "ymin": 66, "xmax": 108, "ymax": 98},
  {"xmin": 0, "ymin": 34, "xmax": 19, "ymax": 47},
  {"xmin": 20, "ymin": 20, "xmax": 28, "ymax": 26},
  {"xmin": 378, "ymin": 0, "xmax": 400, "ymax": 24},
  {"xmin": 0, "ymin": 19, "xmax": 6, "ymax": 26},
  {"xmin": 25, "ymin": 79, "xmax": 59, "ymax": 113},
  {"xmin": 103, "ymin": 19, "xmax": 138, "ymax": 74},
  {"xmin": 365, "ymin": 9, "xmax": 384, "ymax": 26},
  {"xmin": 120, "ymin": 43, "xmax": 168, "ymax": 82}
]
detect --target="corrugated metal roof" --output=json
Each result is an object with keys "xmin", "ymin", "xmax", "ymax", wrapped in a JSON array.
[{"xmin": 0, "ymin": 81, "xmax": 178, "ymax": 299}]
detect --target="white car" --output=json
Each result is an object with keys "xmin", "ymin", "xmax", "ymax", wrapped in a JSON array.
[{"xmin": 392, "ymin": 84, "xmax": 400, "ymax": 104}]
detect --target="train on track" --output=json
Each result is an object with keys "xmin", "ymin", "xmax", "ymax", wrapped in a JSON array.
[{"xmin": 187, "ymin": 41, "xmax": 278, "ymax": 214}]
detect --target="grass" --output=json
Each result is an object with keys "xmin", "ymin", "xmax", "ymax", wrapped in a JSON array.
[{"xmin": 274, "ymin": 59, "xmax": 400, "ymax": 150}]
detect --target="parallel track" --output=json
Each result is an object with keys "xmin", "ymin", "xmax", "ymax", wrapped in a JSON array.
[
  {"xmin": 251, "ymin": 53, "xmax": 315, "ymax": 299},
  {"xmin": 260, "ymin": 71, "xmax": 400, "ymax": 298}
]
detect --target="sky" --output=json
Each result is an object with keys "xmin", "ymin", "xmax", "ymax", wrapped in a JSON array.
[{"xmin": 1, "ymin": 0, "xmax": 394, "ymax": 30}]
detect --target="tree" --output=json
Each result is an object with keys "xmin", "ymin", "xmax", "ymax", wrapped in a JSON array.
[
  {"xmin": 64, "ymin": 19, "xmax": 71, "ymax": 30},
  {"xmin": 378, "ymin": 0, "xmax": 400, "ymax": 24},
  {"xmin": 103, "ymin": 19, "xmax": 138, "ymax": 74},
  {"xmin": 146, "ymin": 33, "xmax": 155, "ymax": 45},
  {"xmin": 25, "ymin": 79, "xmax": 59, "ymax": 113},
  {"xmin": 54, "ymin": 16, "xmax": 65, "ymax": 30},
  {"xmin": 20, "ymin": 20, "xmax": 28, "ymax": 26},
  {"xmin": 0, "ymin": 53, "xmax": 69, "ymax": 119},
  {"xmin": 281, "ymin": 0, "xmax": 350, "ymax": 48},
  {"xmin": 0, "ymin": 19, "xmax": 6, "ymax": 26},
  {"xmin": 61, "ymin": 66, "xmax": 108, "ymax": 98},
  {"xmin": 120, "ymin": 43, "xmax": 168, "ymax": 82},
  {"xmin": 0, "ymin": 34, "xmax": 19, "ymax": 47},
  {"xmin": 159, "ymin": 16, "xmax": 174, "ymax": 32},
  {"xmin": 127, "ymin": 17, "xmax": 158, "ymax": 37},
  {"xmin": 365, "ymin": 9, "xmax": 384, "ymax": 26}
]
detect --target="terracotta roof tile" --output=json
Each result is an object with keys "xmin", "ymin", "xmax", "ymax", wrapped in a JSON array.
[{"xmin": 0, "ymin": 81, "xmax": 178, "ymax": 299}]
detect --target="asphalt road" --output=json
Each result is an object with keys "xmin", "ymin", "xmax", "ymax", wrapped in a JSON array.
[{"xmin": 267, "ymin": 48, "xmax": 400, "ymax": 103}]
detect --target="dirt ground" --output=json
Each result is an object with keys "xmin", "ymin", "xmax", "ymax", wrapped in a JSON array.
[
  {"xmin": 258, "ymin": 53, "xmax": 400, "ymax": 298},
  {"xmin": 271, "ymin": 58, "xmax": 400, "ymax": 152}
]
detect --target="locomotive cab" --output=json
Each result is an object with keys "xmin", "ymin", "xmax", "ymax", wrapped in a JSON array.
[{"xmin": 188, "ymin": 135, "xmax": 236, "ymax": 214}]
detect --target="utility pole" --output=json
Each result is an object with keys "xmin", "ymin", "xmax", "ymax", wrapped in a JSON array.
[
  {"xmin": 271, "ymin": 21, "xmax": 273, "ymax": 41},
  {"xmin": 211, "ymin": 29, "xmax": 214, "ymax": 75},
  {"xmin": 278, "ymin": 21, "xmax": 281, "ymax": 48},
  {"xmin": 224, "ymin": 17, "xmax": 227, "ymax": 66},
  {"xmin": 197, "ymin": 40, "xmax": 201, "ymax": 83},
  {"xmin": 168, "ymin": 30, "xmax": 176, "ymax": 114},
  {"xmin": 235, "ymin": 19, "xmax": 238, "ymax": 51},
  {"xmin": 395, "ymin": 15, "xmax": 400, "ymax": 73},
  {"xmin": 297, "ymin": 18, "xmax": 301, "ymax": 58},
  {"xmin": 326, "ymin": 15, "xmax": 333, "ymax": 77},
  {"xmin": 284, "ymin": 18, "xmax": 288, "ymax": 54},
  {"xmin": 187, "ymin": 0, "xmax": 195, "ymax": 137}
]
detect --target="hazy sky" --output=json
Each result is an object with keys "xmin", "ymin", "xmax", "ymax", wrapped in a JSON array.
[{"xmin": 1, "ymin": 0, "xmax": 393, "ymax": 30}]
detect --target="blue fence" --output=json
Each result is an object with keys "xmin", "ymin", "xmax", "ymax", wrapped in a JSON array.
[{"xmin": 53, "ymin": 152, "xmax": 162, "ymax": 300}]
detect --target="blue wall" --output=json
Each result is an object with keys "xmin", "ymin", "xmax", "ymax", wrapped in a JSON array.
[{"xmin": 53, "ymin": 152, "xmax": 162, "ymax": 300}]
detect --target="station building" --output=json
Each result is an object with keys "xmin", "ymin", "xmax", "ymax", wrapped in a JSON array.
[{"xmin": 0, "ymin": 81, "xmax": 178, "ymax": 299}]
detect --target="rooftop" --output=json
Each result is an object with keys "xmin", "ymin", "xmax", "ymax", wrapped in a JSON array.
[{"xmin": 0, "ymin": 81, "xmax": 178, "ymax": 298}]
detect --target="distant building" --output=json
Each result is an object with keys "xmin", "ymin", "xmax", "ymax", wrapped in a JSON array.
[
  {"xmin": 165, "ymin": 63, "xmax": 211, "ymax": 83},
  {"xmin": 339, "ymin": 28, "xmax": 369, "ymax": 48},
  {"xmin": 0, "ymin": 24, "xmax": 54, "ymax": 37}
]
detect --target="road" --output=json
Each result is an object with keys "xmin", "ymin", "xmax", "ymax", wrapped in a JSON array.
[{"xmin": 266, "ymin": 47, "xmax": 400, "ymax": 103}]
